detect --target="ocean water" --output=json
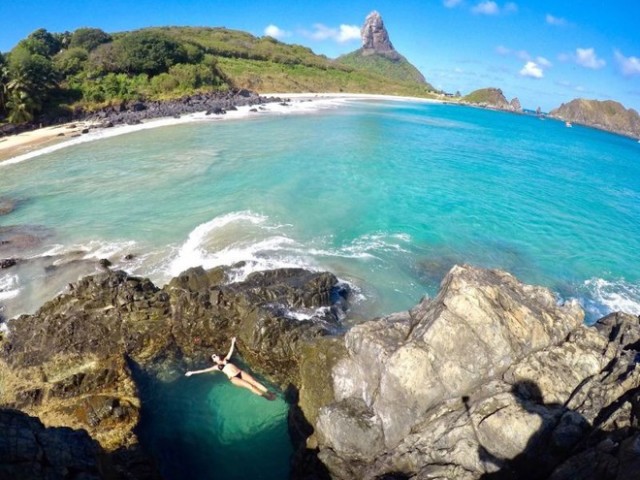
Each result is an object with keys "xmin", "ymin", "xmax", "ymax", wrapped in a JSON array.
[{"xmin": 1, "ymin": 98, "xmax": 640, "ymax": 476}]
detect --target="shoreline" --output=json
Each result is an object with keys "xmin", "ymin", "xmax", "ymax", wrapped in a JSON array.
[{"xmin": 0, "ymin": 92, "xmax": 443, "ymax": 165}]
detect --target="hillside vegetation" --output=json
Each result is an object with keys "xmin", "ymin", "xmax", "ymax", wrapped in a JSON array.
[
  {"xmin": 0, "ymin": 26, "xmax": 437, "ymax": 126},
  {"xmin": 550, "ymin": 98, "xmax": 640, "ymax": 138},
  {"xmin": 336, "ymin": 49, "xmax": 431, "ymax": 88}
]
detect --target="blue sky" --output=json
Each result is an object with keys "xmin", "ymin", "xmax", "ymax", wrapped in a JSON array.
[{"xmin": 1, "ymin": 0, "xmax": 639, "ymax": 111}]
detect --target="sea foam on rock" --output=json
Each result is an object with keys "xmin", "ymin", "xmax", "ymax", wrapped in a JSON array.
[{"xmin": 297, "ymin": 265, "xmax": 640, "ymax": 480}]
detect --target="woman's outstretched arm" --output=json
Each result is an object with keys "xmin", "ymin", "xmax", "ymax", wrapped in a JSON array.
[
  {"xmin": 224, "ymin": 337, "xmax": 237, "ymax": 362},
  {"xmin": 185, "ymin": 366, "xmax": 218, "ymax": 377}
]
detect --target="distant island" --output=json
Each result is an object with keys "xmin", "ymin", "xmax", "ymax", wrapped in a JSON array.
[
  {"xmin": 550, "ymin": 98, "xmax": 640, "ymax": 139},
  {"xmin": 461, "ymin": 87, "xmax": 522, "ymax": 112}
]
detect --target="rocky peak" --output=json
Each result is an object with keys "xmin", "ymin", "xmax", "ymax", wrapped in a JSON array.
[{"xmin": 361, "ymin": 11, "xmax": 397, "ymax": 58}]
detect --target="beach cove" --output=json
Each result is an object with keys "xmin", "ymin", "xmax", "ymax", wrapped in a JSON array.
[{"xmin": 1, "ymin": 96, "xmax": 640, "ymax": 478}]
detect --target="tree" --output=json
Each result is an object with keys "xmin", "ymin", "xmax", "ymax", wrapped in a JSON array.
[
  {"xmin": 0, "ymin": 52, "xmax": 8, "ymax": 117},
  {"xmin": 6, "ymin": 45, "xmax": 58, "ymax": 122},
  {"xmin": 54, "ymin": 47, "xmax": 89, "ymax": 76},
  {"xmin": 117, "ymin": 31, "xmax": 187, "ymax": 75},
  {"xmin": 70, "ymin": 28, "xmax": 112, "ymax": 52},
  {"xmin": 19, "ymin": 28, "xmax": 61, "ymax": 58}
]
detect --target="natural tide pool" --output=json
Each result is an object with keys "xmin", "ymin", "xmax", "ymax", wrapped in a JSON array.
[
  {"xmin": 134, "ymin": 366, "xmax": 292, "ymax": 480},
  {"xmin": 1, "ymin": 98, "xmax": 640, "ymax": 477}
]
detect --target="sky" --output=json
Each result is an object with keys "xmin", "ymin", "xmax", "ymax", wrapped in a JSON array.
[{"xmin": 1, "ymin": 0, "xmax": 639, "ymax": 111}]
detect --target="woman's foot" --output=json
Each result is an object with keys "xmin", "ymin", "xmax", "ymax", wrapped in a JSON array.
[{"xmin": 262, "ymin": 391, "xmax": 277, "ymax": 401}]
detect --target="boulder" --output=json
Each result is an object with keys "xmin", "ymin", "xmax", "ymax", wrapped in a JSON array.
[
  {"xmin": 0, "ymin": 198, "xmax": 17, "ymax": 216},
  {"xmin": 300, "ymin": 265, "xmax": 640, "ymax": 480}
]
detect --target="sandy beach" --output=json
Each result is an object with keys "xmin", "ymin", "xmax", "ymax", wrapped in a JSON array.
[{"xmin": 0, "ymin": 93, "xmax": 442, "ymax": 165}]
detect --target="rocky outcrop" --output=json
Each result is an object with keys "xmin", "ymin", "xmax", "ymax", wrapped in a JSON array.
[
  {"xmin": 336, "ymin": 11, "xmax": 431, "ymax": 87},
  {"xmin": 298, "ymin": 265, "xmax": 640, "ymax": 480},
  {"xmin": 462, "ymin": 88, "xmax": 523, "ymax": 112},
  {"xmin": 549, "ymin": 98, "xmax": 640, "ymax": 139},
  {"xmin": 361, "ymin": 11, "xmax": 396, "ymax": 58},
  {"xmin": 0, "ymin": 408, "xmax": 105, "ymax": 479},
  {"xmin": 0, "ymin": 266, "xmax": 348, "ymax": 478}
]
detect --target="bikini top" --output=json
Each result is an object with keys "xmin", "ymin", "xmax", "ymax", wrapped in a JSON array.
[{"xmin": 216, "ymin": 361, "xmax": 227, "ymax": 371}]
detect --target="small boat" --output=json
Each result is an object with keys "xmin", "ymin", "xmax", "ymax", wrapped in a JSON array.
[{"xmin": 565, "ymin": 121, "xmax": 572, "ymax": 128}]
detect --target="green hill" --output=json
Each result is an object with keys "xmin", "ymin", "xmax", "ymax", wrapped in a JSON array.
[
  {"xmin": 336, "ymin": 49, "xmax": 431, "ymax": 88},
  {"xmin": 549, "ymin": 98, "xmax": 640, "ymax": 138},
  {"xmin": 0, "ymin": 25, "xmax": 438, "ymax": 126}
]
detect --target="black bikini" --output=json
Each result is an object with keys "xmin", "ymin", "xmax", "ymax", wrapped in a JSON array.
[{"xmin": 217, "ymin": 362, "xmax": 241, "ymax": 379}]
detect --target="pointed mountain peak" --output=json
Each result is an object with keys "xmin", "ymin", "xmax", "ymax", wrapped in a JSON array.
[{"xmin": 361, "ymin": 10, "xmax": 397, "ymax": 57}]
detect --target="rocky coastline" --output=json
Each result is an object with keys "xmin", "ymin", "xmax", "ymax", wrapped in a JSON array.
[
  {"xmin": 1, "ymin": 263, "xmax": 639, "ymax": 479},
  {"xmin": 0, "ymin": 89, "xmax": 286, "ymax": 139}
]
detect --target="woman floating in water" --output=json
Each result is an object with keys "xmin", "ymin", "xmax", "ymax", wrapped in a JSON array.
[{"xmin": 185, "ymin": 337, "xmax": 275, "ymax": 400}]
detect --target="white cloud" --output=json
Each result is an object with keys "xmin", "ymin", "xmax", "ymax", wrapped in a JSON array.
[
  {"xmin": 472, "ymin": 1, "xmax": 516, "ymax": 15},
  {"xmin": 472, "ymin": 1, "xmax": 499, "ymax": 14},
  {"xmin": 536, "ymin": 56, "xmax": 552, "ymax": 68},
  {"xmin": 614, "ymin": 50, "xmax": 640, "ymax": 76},
  {"xmin": 304, "ymin": 23, "xmax": 361, "ymax": 43},
  {"xmin": 496, "ymin": 45, "xmax": 511, "ymax": 55},
  {"xmin": 337, "ymin": 24, "xmax": 361, "ymax": 43},
  {"xmin": 444, "ymin": 0, "xmax": 463, "ymax": 7},
  {"xmin": 520, "ymin": 61, "xmax": 543, "ymax": 78},
  {"xmin": 575, "ymin": 47, "xmax": 606, "ymax": 69},
  {"xmin": 264, "ymin": 24, "xmax": 289, "ymax": 39},
  {"xmin": 546, "ymin": 14, "xmax": 567, "ymax": 26}
]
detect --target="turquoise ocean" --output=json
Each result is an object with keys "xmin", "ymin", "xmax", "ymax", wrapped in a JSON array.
[{"xmin": 1, "ymin": 98, "xmax": 639, "ymax": 478}]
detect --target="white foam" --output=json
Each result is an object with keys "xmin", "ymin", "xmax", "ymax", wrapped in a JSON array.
[
  {"xmin": 167, "ymin": 211, "xmax": 311, "ymax": 279},
  {"xmin": 582, "ymin": 277, "xmax": 640, "ymax": 319},
  {"xmin": 0, "ymin": 274, "xmax": 20, "ymax": 301}
]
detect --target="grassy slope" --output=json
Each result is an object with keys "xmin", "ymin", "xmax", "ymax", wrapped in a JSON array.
[
  {"xmin": 461, "ymin": 88, "xmax": 509, "ymax": 107},
  {"xmin": 151, "ymin": 27, "xmax": 436, "ymax": 97},
  {"xmin": 336, "ymin": 49, "xmax": 432, "ymax": 88}
]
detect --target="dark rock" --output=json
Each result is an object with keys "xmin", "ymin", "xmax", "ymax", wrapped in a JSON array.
[
  {"xmin": 0, "ymin": 409, "xmax": 105, "ymax": 479},
  {"xmin": 81, "ymin": 128, "xmax": 90, "ymax": 134},
  {"xmin": 0, "ymin": 258, "xmax": 17, "ymax": 269},
  {"xmin": 123, "ymin": 254, "xmax": 135, "ymax": 261},
  {"xmin": 56, "ymin": 132, "xmax": 65, "ymax": 136},
  {"xmin": 0, "ymin": 198, "xmax": 17, "ymax": 216},
  {"xmin": 98, "ymin": 258, "xmax": 112, "ymax": 269},
  {"xmin": 250, "ymin": 108, "xmax": 258, "ymax": 112},
  {"xmin": 0, "ymin": 225, "xmax": 53, "ymax": 256}
]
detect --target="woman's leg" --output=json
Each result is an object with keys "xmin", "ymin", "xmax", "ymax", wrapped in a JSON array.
[
  {"xmin": 230, "ymin": 376, "xmax": 264, "ymax": 396},
  {"xmin": 239, "ymin": 371, "xmax": 268, "ymax": 393}
]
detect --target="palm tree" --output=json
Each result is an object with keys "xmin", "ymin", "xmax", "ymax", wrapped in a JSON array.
[{"xmin": 6, "ymin": 89, "xmax": 35, "ymax": 123}]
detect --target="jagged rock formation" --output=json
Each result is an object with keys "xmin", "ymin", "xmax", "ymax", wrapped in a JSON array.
[
  {"xmin": 0, "ymin": 266, "xmax": 348, "ymax": 478},
  {"xmin": 510, "ymin": 97, "xmax": 523, "ymax": 112},
  {"xmin": 462, "ymin": 88, "xmax": 522, "ymax": 112},
  {"xmin": 336, "ymin": 11, "xmax": 432, "ymax": 87},
  {"xmin": 550, "ymin": 98, "xmax": 640, "ymax": 139},
  {"xmin": 297, "ymin": 265, "xmax": 640, "ymax": 480},
  {"xmin": 361, "ymin": 11, "xmax": 396, "ymax": 58}
]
